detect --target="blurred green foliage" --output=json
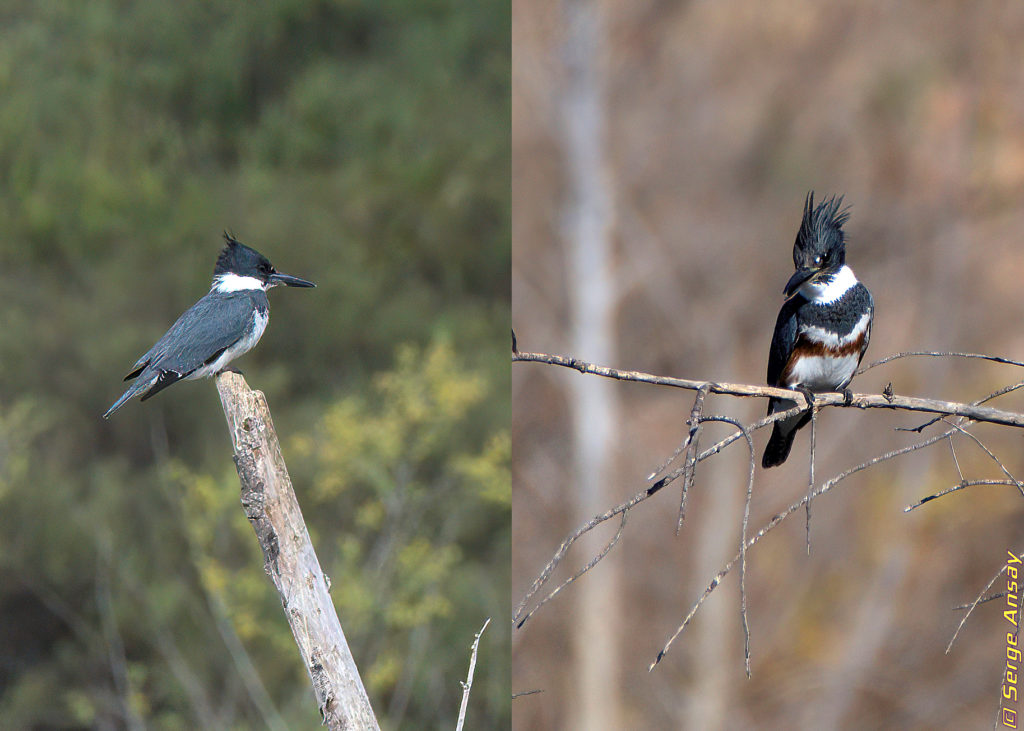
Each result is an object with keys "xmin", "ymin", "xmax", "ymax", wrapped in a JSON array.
[{"xmin": 0, "ymin": 0, "xmax": 509, "ymax": 728}]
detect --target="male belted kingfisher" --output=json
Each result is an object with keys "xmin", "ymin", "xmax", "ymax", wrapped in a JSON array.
[
  {"xmin": 103, "ymin": 233, "xmax": 315, "ymax": 418},
  {"xmin": 762, "ymin": 193, "xmax": 874, "ymax": 468}
]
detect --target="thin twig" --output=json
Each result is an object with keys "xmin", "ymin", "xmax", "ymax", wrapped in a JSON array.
[
  {"xmin": 513, "ymin": 351, "xmax": 1024, "ymax": 428},
  {"xmin": 642, "ymin": 384, "xmax": 710, "ymax": 506},
  {"xmin": 511, "ymin": 689, "xmax": 544, "ymax": 699},
  {"xmin": 953, "ymin": 593, "xmax": 1006, "ymax": 610},
  {"xmin": 514, "ymin": 394, "xmax": 935, "ymax": 628},
  {"xmin": 858, "ymin": 350, "xmax": 1024, "ymax": 374},
  {"xmin": 678, "ymin": 385, "xmax": 710, "ymax": 532},
  {"xmin": 807, "ymin": 406, "xmax": 816, "ymax": 556},
  {"xmin": 647, "ymin": 436, "xmax": 689, "ymax": 482},
  {"xmin": 939, "ymin": 419, "xmax": 1024, "ymax": 497},
  {"xmin": 515, "ymin": 512, "xmax": 628, "ymax": 629},
  {"xmin": 701, "ymin": 415, "xmax": 755, "ymax": 678},
  {"xmin": 897, "ymin": 380, "xmax": 1024, "ymax": 434},
  {"xmin": 455, "ymin": 617, "xmax": 491, "ymax": 731},
  {"xmin": 513, "ymin": 403, "xmax": 807, "ymax": 627},
  {"xmin": 515, "ymin": 348, "xmax": 1024, "ymax": 685},
  {"xmin": 948, "ymin": 436, "xmax": 964, "ymax": 483},
  {"xmin": 905, "ymin": 479, "xmax": 1020, "ymax": 512},
  {"xmin": 945, "ymin": 559, "xmax": 1014, "ymax": 654},
  {"xmin": 514, "ymin": 354, "xmax": 1024, "ymax": 632},
  {"xmin": 649, "ymin": 427, "xmax": 956, "ymax": 669}
]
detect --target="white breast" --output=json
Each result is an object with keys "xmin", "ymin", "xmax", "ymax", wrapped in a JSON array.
[
  {"xmin": 187, "ymin": 309, "xmax": 270, "ymax": 380},
  {"xmin": 785, "ymin": 352, "xmax": 860, "ymax": 391}
]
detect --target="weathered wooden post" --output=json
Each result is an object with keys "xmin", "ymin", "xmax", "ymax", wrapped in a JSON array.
[{"xmin": 216, "ymin": 371, "xmax": 380, "ymax": 730}]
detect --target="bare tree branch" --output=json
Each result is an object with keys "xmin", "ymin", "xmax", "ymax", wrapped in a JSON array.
[
  {"xmin": 646, "ymin": 387, "xmax": 710, "ymax": 483},
  {"xmin": 807, "ymin": 406, "xmax": 817, "ymax": 556},
  {"xmin": 953, "ymin": 593, "xmax": 1007, "ymax": 610},
  {"xmin": 948, "ymin": 435, "xmax": 965, "ymax": 483},
  {"xmin": 858, "ymin": 350, "xmax": 1024, "ymax": 373},
  {"xmin": 514, "ymin": 387, "xmax": 961, "ymax": 629},
  {"xmin": 678, "ymin": 385, "xmax": 710, "ymax": 532},
  {"xmin": 700, "ymin": 415, "xmax": 755, "ymax": 678},
  {"xmin": 898, "ymin": 380, "xmax": 1024, "ymax": 433},
  {"xmin": 938, "ymin": 419, "xmax": 1024, "ymax": 497},
  {"xmin": 515, "ymin": 512, "xmax": 628, "ymax": 629},
  {"xmin": 650, "ymin": 426, "xmax": 959, "ymax": 669},
  {"xmin": 513, "ymin": 403, "xmax": 807, "ymax": 627},
  {"xmin": 455, "ymin": 618, "xmax": 491, "ymax": 731},
  {"xmin": 513, "ymin": 351, "xmax": 1024, "ymax": 427},
  {"xmin": 944, "ymin": 553, "xmax": 1023, "ymax": 655},
  {"xmin": 905, "ymin": 479, "xmax": 1021, "ymax": 512},
  {"xmin": 514, "ymin": 349, "xmax": 1024, "ymax": 676}
]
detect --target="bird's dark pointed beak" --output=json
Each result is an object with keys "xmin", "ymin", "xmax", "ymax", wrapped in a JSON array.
[
  {"xmin": 269, "ymin": 271, "xmax": 316, "ymax": 288},
  {"xmin": 783, "ymin": 267, "xmax": 817, "ymax": 297}
]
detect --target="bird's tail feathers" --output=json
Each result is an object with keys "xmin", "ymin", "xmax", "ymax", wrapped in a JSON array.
[
  {"xmin": 762, "ymin": 423, "xmax": 797, "ymax": 468},
  {"xmin": 103, "ymin": 373, "xmax": 157, "ymax": 419},
  {"xmin": 761, "ymin": 409, "xmax": 812, "ymax": 468}
]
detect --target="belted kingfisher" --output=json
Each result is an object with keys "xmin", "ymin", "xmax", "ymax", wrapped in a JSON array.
[
  {"xmin": 761, "ymin": 193, "xmax": 874, "ymax": 468},
  {"xmin": 103, "ymin": 233, "xmax": 315, "ymax": 418}
]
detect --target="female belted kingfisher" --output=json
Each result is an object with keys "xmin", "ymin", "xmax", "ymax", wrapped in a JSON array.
[
  {"xmin": 762, "ymin": 193, "xmax": 874, "ymax": 468},
  {"xmin": 103, "ymin": 233, "xmax": 315, "ymax": 418}
]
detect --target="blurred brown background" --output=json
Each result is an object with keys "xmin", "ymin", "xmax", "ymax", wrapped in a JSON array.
[{"xmin": 512, "ymin": 2, "xmax": 1024, "ymax": 729}]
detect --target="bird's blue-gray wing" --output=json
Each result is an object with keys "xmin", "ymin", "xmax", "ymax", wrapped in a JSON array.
[
  {"xmin": 124, "ymin": 292, "xmax": 259, "ymax": 381},
  {"xmin": 766, "ymin": 297, "xmax": 801, "ymax": 388},
  {"xmin": 856, "ymin": 284, "xmax": 874, "ymax": 363},
  {"xmin": 106, "ymin": 292, "xmax": 262, "ymax": 418},
  {"xmin": 143, "ymin": 292, "xmax": 259, "ymax": 377}
]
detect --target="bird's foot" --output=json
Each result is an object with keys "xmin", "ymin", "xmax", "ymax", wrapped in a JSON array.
[
  {"xmin": 218, "ymin": 366, "xmax": 244, "ymax": 376},
  {"xmin": 796, "ymin": 386, "xmax": 816, "ymax": 409},
  {"xmin": 842, "ymin": 388, "xmax": 854, "ymax": 406}
]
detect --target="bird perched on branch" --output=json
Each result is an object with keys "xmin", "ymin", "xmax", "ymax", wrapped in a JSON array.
[
  {"xmin": 762, "ymin": 193, "xmax": 874, "ymax": 468},
  {"xmin": 103, "ymin": 233, "xmax": 315, "ymax": 418}
]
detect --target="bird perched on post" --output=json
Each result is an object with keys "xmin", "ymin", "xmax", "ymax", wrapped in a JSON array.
[
  {"xmin": 103, "ymin": 233, "xmax": 315, "ymax": 418},
  {"xmin": 762, "ymin": 193, "xmax": 874, "ymax": 468}
]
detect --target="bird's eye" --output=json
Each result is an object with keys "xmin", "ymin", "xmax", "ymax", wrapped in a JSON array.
[{"xmin": 814, "ymin": 255, "xmax": 822, "ymax": 265}]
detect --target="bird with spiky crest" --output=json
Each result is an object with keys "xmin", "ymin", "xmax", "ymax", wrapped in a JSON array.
[
  {"xmin": 104, "ymin": 233, "xmax": 315, "ymax": 418},
  {"xmin": 762, "ymin": 192, "xmax": 874, "ymax": 468}
]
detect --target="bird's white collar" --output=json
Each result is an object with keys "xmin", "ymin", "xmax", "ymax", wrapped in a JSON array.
[
  {"xmin": 799, "ymin": 264, "xmax": 857, "ymax": 305},
  {"xmin": 212, "ymin": 273, "xmax": 266, "ymax": 293}
]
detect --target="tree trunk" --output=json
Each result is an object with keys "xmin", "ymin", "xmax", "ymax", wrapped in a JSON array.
[{"xmin": 561, "ymin": 2, "xmax": 624, "ymax": 726}]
